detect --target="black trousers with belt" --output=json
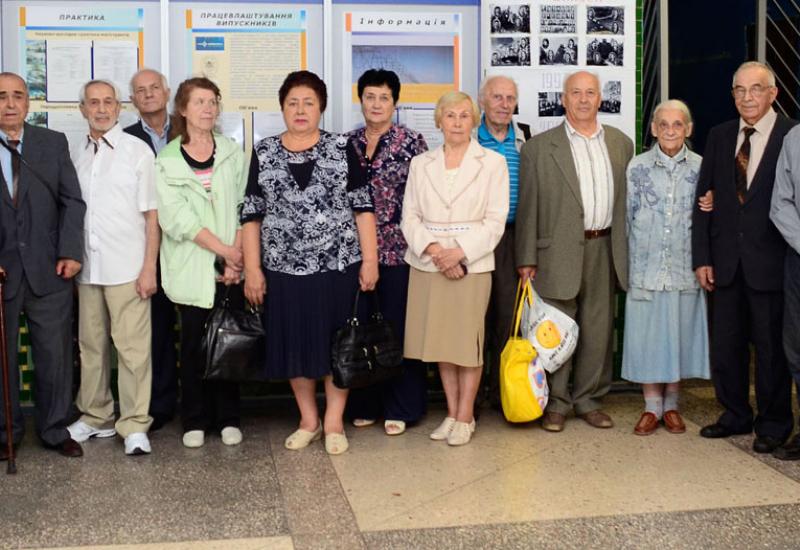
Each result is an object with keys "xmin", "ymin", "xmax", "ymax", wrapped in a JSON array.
[{"xmin": 710, "ymin": 263, "xmax": 793, "ymax": 440}]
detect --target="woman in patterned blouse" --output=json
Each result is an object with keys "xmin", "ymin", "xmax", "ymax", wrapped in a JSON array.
[
  {"xmin": 241, "ymin": 71, "xmax": 378, "ymax": 455},
  {"xmin": 346, "ymin": 69, "xmax": 429, "ymax": 437}
]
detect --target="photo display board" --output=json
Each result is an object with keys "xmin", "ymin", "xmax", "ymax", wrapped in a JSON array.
[
  {"xmin": 331, "ymin": 0, "xmax": 480, "ymax": 148},
  {"xmin": 169, "ymin": 0, "xmax": 324, "ymax": 152},
  {"xmin": 482, "ymin": 0, "xmax": 636, "ymax": 141},
  {"xmin": 0, "ymin": 0, "xmax": 162, "ymax": 149}
]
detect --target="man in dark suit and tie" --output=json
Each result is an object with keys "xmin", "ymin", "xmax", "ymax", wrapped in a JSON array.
[
  {"xmin": 0, "ymin": 72, "xmax": 86, "ymax": 458},
  {"xmin": 124, "ymin": 68, "xmax": 177, "ymax": 431},
  {"xmin": 692, "ymin": 61, "xmax": 797, "ymax": 453}
]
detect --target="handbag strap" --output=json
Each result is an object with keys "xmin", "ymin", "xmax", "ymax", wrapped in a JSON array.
[
  {"xmin": 510, "ymin": 278, "xmax": 534, "ymax": 338},
  {"xmin": 351, "ymin": 288, "xmax": 385, "ymax": 324}
]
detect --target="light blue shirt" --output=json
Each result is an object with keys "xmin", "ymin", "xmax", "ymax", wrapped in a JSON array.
[
  {"xmin": 141, "ymin": 119, "xmax": 170, "ymax": 154},
  {"xmin": 626, "ymin": 144, "xmax": 702, "ymax": 291},
  {"xmin": 771, "ymin": 125, "xmax": 800, "ymax": 255},
  {"xmin": 0, "ymin": 128, "xmax": 23, "ymax": 196},
  {"xmin": 478, "ymin": 118, "xmax": 519, "ymax": 223}
]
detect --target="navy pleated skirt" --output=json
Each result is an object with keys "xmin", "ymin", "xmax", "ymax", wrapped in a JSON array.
[{"xmin": 262, "ymin": 263, "xmax": 360, "ymax": 380}]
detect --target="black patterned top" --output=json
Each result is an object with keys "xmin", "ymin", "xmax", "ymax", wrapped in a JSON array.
[
  {"xmin": 347, "ymin": 125, "xmax": 428, "ymax": 266},
  {"xmin": 241, "ymin": 131, "xmax": 373, "ymax": 275}
]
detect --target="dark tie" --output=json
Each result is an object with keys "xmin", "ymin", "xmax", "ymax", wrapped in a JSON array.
[
  {"xmin": 8, "ymin": 139, "xmax": 20, "ymax": 204},
  {"xmin": 735, "ymin": 127, "xmax": 756, "ymax": 204}
]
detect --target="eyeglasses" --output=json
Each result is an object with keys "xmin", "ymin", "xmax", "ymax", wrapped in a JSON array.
[{"xmin": 731, "ymin": 84, "xmax": 774, "ymax": 99}]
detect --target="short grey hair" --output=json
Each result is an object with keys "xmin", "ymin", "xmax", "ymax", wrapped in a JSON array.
[
  {"xmin": 129, "ymin": 68, "xmax": 169, "ymax": 96},
  {"xmin": 0, "ymin": 72, "xmax": 28, "ymax": 95},
  {"xmin": 79, "ymin": 79, "xmax": 121, "ymax": 104},
  {"xmin": 478, "ymin": 75, "xmax": 518, "ymax": 105},
  {"xmin": 732, "ymin": 61, "xmax": 776, "ymax": 87},
  {"xmin": 652, "ymin": 99, "xmax": 693, "ymax": 125}
]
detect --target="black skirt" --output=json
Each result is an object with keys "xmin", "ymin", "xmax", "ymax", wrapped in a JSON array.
[{"xmin": 262, "ymin": 263, "xmax": 360, "ymax": 379}]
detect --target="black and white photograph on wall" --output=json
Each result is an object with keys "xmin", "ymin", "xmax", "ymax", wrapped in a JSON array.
[
  {"xmin": 539, "ymin": 37, "xmax": 578, "ymax": 66},
  {"xmin": 587, "ymin": 6, "xmax": 624, "ymax": 35},
  {"xmin": 587, "ymin": 38, "xmax": 624, "ymax": 66},
  {"xmin": 540, "ymin": 4, "xmax": 577, "ymax": 34},
  {"xmin": 538, "ymin": 92, "xmax": 565, "ymax": 117},
  {"xmin": 490, "ymin": 4, "xmax": 530, "ymax": 34},
  {"xmin": 600, "ymin": 81, "xmax": 622, "ymax": 113},
  {"xmin": 491, "ymin": 36, "xmax": 531, "ymax": 66}
]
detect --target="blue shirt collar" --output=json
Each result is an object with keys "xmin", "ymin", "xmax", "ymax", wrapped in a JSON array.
[{"xmin": 478, "ymin": 116, "xmax": 515, "ymax": 145}]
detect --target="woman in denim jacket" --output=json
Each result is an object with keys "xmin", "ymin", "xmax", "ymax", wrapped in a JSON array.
[{"xmin": 622, "ymin": 100, "xmax": 710, "ymax": 436}]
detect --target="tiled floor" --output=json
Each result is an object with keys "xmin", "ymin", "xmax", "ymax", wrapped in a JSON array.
[{"xmin": 2, "ymin": 385, "xmax": 799, "ymax": 550}]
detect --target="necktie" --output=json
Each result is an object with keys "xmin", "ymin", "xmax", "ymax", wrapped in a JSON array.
[
  {"xmin": 8, "ymin": 139, "xmax": 20, "ymax": 205},
  {"xmin": 735, "ymin": 127, "xmax": 756, "ymax": 204}
]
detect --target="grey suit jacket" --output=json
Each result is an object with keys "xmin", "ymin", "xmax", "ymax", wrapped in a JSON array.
[
  {"xmin": 515, "ymin": 122, "xmax": 633, "ymax": 300},
  {"xmin": 0, "ymin": 123, "xmax": 85, "ymax": 300}
]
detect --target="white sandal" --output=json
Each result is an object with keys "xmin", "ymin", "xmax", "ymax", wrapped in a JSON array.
[
  {"xmin": 325, "ymin": 432, "xmax": 349, "ymax": 455},
  {"xmin": 384, "ymin": 420, "xmax": 406, "ymax": 436},
  {"xmin": 352, "ymin": 418, "xmax": 376, "ymax": 428},
  {"xmin": 284, "ymin": 423, "xmax": 322, "ymax": 450}
]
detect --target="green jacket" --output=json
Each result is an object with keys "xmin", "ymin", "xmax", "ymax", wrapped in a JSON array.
[{"xmin": 155, "ymin": 134, "xmax": 245, "ymax": 308}]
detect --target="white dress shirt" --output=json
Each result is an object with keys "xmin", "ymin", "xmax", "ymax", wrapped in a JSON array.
[
  {"xmin": 72, "ymin": 123, "xmax": 157, "ymax": 285},
  {"xmin": 565, "ymin": 121, "xmax": 614, "ymax": 230},
  {"xmin": 736, "ymin": 107, "xmax": 777, "ymax": 188}
]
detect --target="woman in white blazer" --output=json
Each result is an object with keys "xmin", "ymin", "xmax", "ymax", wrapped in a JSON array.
[{"xmin": 401, "ymin": 91, "xmax": 509, "ymax": 446}]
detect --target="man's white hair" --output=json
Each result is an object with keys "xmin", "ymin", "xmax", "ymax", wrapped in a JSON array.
[
  {"xmin": 732, "ymin": 61, "xmax": 776, "ymax": 88},
  {"xmin": 79, "ymin": 79, "xmax": 122, "ymax": 104},
  {"xmin": 129, "ymin": 68, "xmax": 169, "ymax": 96},
  {"xmin": 478, "ymin": 75, "xmax": 518, "ymax": 105}
]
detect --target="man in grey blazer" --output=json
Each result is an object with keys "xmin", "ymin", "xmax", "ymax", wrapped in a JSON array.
[
  {"xmin": 0, "ymin": 72, "xmax": 86, "ymax": 458},
  {"xmin": 516, "ymin": 71, "xmax": 633, "ymax": 432}
]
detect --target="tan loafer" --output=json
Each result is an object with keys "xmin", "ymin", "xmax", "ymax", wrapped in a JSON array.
[
  {"xmin": 541, "ymin": 411, "xmax": 566, "ymax": 432},
  {"xmin": 579, "ymin": 410, "xmax": 614, "ymax": 429},
  {"xmin": 285, "ymin": 423, "xmax": 322, "ymax": 450}
]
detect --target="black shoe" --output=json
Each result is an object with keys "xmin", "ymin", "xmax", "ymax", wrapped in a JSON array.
[
  {"xmin": 57, "ymin": 437, "xmax": 83, "ymax": 458},
  {"xmin": 772, "ymin": 435, "xmax": 800, "ymax": 461},
  {"xmin": 150, "ymin": 415, "xmax": 173, "ymax": 432},
  {"xmin": 699, "ymin": 423, "xmax": 750, "ymax": 439},
  {"xmin": 753, "ymin": 435, "xmax": 785, "ymax": 454}
]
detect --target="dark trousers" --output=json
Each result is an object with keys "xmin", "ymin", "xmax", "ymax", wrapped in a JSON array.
[
  {"xmin": 0, "ymin": 278, "xmax": 73, "ymax": 447},
  {"xmin": 149, "ymin": 265, "xmax": 178, "ymax": 425},
  {"xmin": 711, "ymin": 264, "xmax": 793, "ymax": 439},
  {"xmin": 484, "ymin": 225, "xmax": 518, "ymax": 405},
  {"xmin": 177, "ymin": 284, "xmax": 241, "ymax": 432},
  {"xmin": 783, "ymin": 248, "xmax": 800, "ymax": 414},
  {"xmin": 347, "ymin": 264, "xmax": 428, "ymax": 422}
]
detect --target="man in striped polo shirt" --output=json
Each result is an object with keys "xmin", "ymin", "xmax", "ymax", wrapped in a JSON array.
[{"xmin": 477, "ymin": 75, "xmax": 532, "ymax": 409}]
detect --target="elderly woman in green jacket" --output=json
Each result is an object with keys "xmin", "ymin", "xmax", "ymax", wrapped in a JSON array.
[{"xmin": 155, "ymin": 77, "xmax": 246, "ymax": 449}]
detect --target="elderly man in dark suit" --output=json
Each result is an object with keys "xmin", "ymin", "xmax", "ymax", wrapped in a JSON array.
[
  {"xmin": 692, "ymin": 61, "xmax": 797, "ymax": 453},
  {"xmin": 516, "ymin": 71, "xmax": 633, "ymax": 432},
  {"xmin": 0, "ymin": 72, "xmax": 86, "ymax": 458},
  {"xmin": 124, "ymin": 68, "xmax": 177, "ymax": 431}
]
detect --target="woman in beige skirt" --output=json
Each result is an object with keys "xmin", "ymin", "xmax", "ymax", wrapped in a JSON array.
[{"xmin": 400, "ymin": 91, "xmax": 509, "ymax": 446}]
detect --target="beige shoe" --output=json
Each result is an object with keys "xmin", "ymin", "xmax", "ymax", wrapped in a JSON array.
[
  {"xmin": 284, "ymin": 423, "xmax": 322, "ymax": 450},
  {"xmin": 221, "ymin": 426, "xmax": 243, "ymax": 446},
  {"xmin": 352, "ymin": 418, "xmax": 376, "ymax": 428},
  {"xmin": 384, "ymin": 420, "xmax": 406, "ymax": 436},
  {"xmin": 182, "ymin": 430, "xmax": 205, "ymax": 448},
  {"xmin": 447, "ymin": 421, "xmax": 474, "ymax": 446},
  {"xmin": 325, "ymin": 432, "xmax": 349, "ymax": 455},
  {"xmin": 430, "ymin": 417, "xmax": 456, "ymax": 440}
]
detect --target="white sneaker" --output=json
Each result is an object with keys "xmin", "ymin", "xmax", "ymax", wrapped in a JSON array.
[
  {"xmin": 221, "ymin": 426, "xmax": 242, "ymax": 446},
  {"xmin": 124, "ymin": 432, "xmax": 151, "ymax": 456},
  {"xmin": 67, "ymin": 420, "xmax": 116, "ymax": 443},
  {"xmin": 182, "ymin": 430, "xmax": 205, "ymax": 448}
]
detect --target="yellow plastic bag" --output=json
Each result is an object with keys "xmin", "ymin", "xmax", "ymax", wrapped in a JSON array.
[{"xmin": 500, "ymin": 279, "xmax": 543, "ymax": 423}]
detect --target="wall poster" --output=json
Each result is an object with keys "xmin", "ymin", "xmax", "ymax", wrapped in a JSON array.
[{"xmin": 482, "ymin": 0, "xmax": 636, "ymax": 142}]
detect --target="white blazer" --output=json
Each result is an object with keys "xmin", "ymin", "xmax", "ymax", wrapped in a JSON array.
[{"xmin": 401, "ymin": 139, "xmax": 509, "ymax": 273}]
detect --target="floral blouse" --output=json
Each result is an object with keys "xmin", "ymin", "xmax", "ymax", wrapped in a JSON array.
[
  {"xmin": 626, "ymin": 144, "xmax": 701, "ymax": 291},
  {"xmin": 241, "ymin": 131, "xmax": 373, "ymax": 275},
  {"xmin": 347, "ymin": 124, "xmax": 428, "ymax": 266}
]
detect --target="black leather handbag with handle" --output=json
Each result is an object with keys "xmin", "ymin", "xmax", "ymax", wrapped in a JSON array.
[{"xmin": 330, "ymin": 289, "xmax": 404, "ymax": 389}]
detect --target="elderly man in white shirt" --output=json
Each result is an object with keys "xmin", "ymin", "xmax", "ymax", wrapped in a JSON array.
[{"xmin": 67, "ymin": 79, "xmax": 159, "ymax": 456}]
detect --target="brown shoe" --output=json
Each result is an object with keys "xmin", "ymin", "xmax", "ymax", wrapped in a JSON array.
[
  {"xmin": 541, "ymin": 411, "xmax": 566, "ymax": 432},
  {"xmin": 662, "ymin": 410, "xmax": 686, "ymax": 434},
  {"xmin": 57, "ymin": 437, "xmax": 84, "ymax": 458},
  {"xmin": 634, "ymin": 412, "xmax": 659, "ymax": 436},
  {"xmin": 579, "ymin": 410, "xmax": 614, "ymax": 429}
]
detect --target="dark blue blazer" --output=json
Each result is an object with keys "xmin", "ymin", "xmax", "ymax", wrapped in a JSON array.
[
  {"xmin": 123, "ymin": 120, "xmax": 157, "ymax": 155},
  {"xmin": 0, "ymin": 123, "xmax": 85, "ymax": 299},
  {"xmin": 692, "ymin": 113, "xmax": 798, "ymax": 291}
]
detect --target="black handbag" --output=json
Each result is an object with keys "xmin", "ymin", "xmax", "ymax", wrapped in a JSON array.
[
  {"xmin": 330, "ymin": 289, "xmax": 404, "ymax": 389},
  {"xmin": 202, "ymin": 287, "xmax": 265, "ymax": 382}
]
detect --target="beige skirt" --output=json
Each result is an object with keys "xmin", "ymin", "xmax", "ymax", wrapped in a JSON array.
[{"xmin": 404, "ymin": 268, "xmax": 492, "ymax": 367}]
